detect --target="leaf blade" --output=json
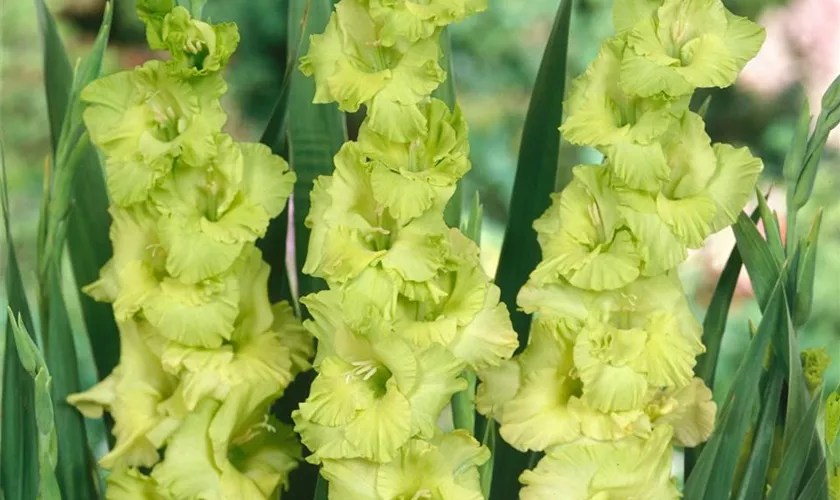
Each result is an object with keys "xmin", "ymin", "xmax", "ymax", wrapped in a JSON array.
[{"xmin": 489, "ymin": 1, "xmax": 573, "ymax": 498}]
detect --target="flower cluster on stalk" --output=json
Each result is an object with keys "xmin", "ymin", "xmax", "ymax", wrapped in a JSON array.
[
  {"xmin": 295, "ymin": 0, "xmax": 519, "ymax": 497},
  {"xmin": 477, "ymin": 0, "xmax": 766, "ymax": 497},
  {"xmin": 67, "ymin": 2, "xmax": 311, "ymax": 497}
]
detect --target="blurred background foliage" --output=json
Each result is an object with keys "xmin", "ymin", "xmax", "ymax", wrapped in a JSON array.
[{"xmin": 1, "ymin": 0, "xmax": 838, "ymax": 405}]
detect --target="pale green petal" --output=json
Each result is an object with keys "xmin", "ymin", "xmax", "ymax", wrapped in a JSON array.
[
  {"xmin": 631, "ymin": 312, "xmax": 703, "ymax": 387},
  {"xmin": 450, "ymin": 284, "xmax": 518, "ymax": 370},
  {"xmin": 475, "ymin": 359, "xmax": 520, "ymax": 420},
  {"xmin": 656, "ymin": 193, "xmax": 716, "ymax": 248},
  {"xmin": 650, "ymin": 378, "xmax": 716, "ymax": 447},
  {"xmin": 613, "ymin": 0, "xmax": 661, "ymax": 32},
  {"xmin": 706, "ymin": 143, "xmax": 763, "ymax": 232},
  {"xmin": 499, "ymin": 368, "xmax": 582, "ymax": 452},
  {"xmin": 239, "ymin": 142, "xmax": 296, "ymax": 219},
  {"xmin": 142, "ymin": 276, "xmax": 239, "ymax": 348},
  {"xmin": 104, "ymin": 468, "xmax": 161, "ymax": 500},
  {"xmin": 408, "ymin": 345, "xmax": 467, "ymax": 438},
  {"xmin": 321, "ymin": 459, "xmax": 379, "ymax": 499}
]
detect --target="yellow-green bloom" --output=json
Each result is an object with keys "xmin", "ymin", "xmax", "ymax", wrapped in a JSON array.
[
  {"xmin": 300, "ymin": 0, "xmax": 446, "ymax": 141},
  {"xmin": 70, "ymin": 4, "xmax": 307, "ymax": 498},
  {"xmin": 485, "ymin": 0, "xmax": 764, "ymax": 494},
  {"xmin": 520, "ymin": 426, "xmax": 679, "ymax": 499},
  {"xmin": 297, "ymin": 0, "xmax": 511, "ymax": 494},
  {"xmin": 321, "ymin": 430, "xmax": 489, "ymax": 499}
]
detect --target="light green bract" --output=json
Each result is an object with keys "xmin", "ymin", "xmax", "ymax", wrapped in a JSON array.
[
  {"xmin": 67, "ymin": 3, "xmax": 310, "ymax": 498},
  {"xmin": 477, "ymin": 0, "xmax": 764, "ymax": 496},
  {"xmin": 297, "ymin": 0, "xmax": 517, "ymax": 497}
]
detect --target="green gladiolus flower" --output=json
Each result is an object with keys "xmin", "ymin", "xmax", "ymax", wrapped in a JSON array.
[
  {"xmin": 161, "ymin": 6, "xmax": 240, "ymax": 76},
  {"xmin": 618, "ymin": 0, "xmax": 765, "ymax": 98},
  {"xmin": 300, "ymin": 0, "xmax": 446, "ymax": 141},
  {"xmin": 297, "ymin": 0, "xmax": 513, "ymax": 495},
  {"xmin": 483, "ymin": 0, "xmax": 764, "ymax": 494},
  {"xmin": 69, "ymin": 4, "xmax": 307, "ymax": 498},
  {"xmin": 320, "ymin": 430, "xmax": 489, "ymax": 499},
  {"xmin": 520, "ymin": 426, "xmax": 679, "ymax": 499}
]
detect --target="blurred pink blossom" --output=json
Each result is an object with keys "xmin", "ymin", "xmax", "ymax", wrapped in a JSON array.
[{"xmin": 738, "ymin": 0, "xmax": 840, "ymax": 148}]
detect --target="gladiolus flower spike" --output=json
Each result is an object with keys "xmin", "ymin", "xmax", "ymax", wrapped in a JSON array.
[
  {"xmin": 67, "ymin": 2, "xmax": 311, "ymax": 497},
  {"xmin": 295, "ymin": 0, "xmax": 520, "ymax": 497},
  {"xmin": 476, "ymin": 0, "xmax": 766, "ymax": 497}
]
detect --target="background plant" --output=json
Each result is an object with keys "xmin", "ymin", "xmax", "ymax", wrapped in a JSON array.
[{"xmin": 1, "ymin": 0, "xmax": 840, "ymax": 498}]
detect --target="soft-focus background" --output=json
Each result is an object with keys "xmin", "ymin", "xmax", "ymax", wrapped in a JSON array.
[{"xmin": 1, "ymin": 0, "xmax": 838, "ymax": 403}]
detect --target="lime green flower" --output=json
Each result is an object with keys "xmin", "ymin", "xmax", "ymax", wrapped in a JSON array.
[
  {"xmin": 293, "ymin": 327, "xmax": 466, "ymax": 463},
  {"xmin": 320, "ymin": 431, "xmax": 489, "ymax": 499},
  {"xmin": 529, "ymin": 166, "xmax": 643, "ymax": 291},
  {"xmin": 70, "ymin": 4, "xmax": 306, "ymax": 497},
  {"xmin": 367, "ymin": 0, "xmax": 487, "ymax": 46},
  {"xmin": 520, "ymin": 426, "xmax": 679, "ymax": 499},
  {"xmin": 619, "ymin": 0, "xmax": 765, "ymax": 97},
  {"xmin": 152, "ymin": 392, "xmax": 301, "ymax": 499},
  {"xmin": 81, "ymin": 61, "xmax": 226, "ymax": 206},
  {"xmin": 297, "ymin": 0, "xmax": 506, "ymax": 491},
  {"xmin": 300, "ymin": 0, "xmax": 446, "ymax": 141},
  {"xmin": 488, "ymin": 0, "xmax": 764, "ymax": 493},
  {"xmin": 67, "ymin": 320, "xmax": 176, "ymax": 469},
  {"xmin": 161, "ymin": 6, "xmax": 240, "ymax": 76},
  {"xmin": 104, "ymin": 467, "xmax": 161, "ymax": 500}
]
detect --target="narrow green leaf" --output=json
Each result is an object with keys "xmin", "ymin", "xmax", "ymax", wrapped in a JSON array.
[
  {"xmin": 63, "ymin": 4, "xmax": 121, "ymax": 383},
  {"xmin": 34, "ymin": 0, "xmax": 74, "ymax": 155},
  {"xmin": 697, "ymin": 94, "xmax": 713, "ymax": 119},
  {"xmin": 434, "ymin": 28, "xmax": 461, "ymax": 228},
  {"xmin": 451, "ymin": 193, "xmax": 482, "ymax": 435},
  {"xmin": 792, "ymin": 74, "xmax": 840, "ymax": 210},
  {"xmin": 734, "ymin": 211, "xmax": 781, "ymax": 309},
  {"xmin": 684, "ymin": 269, "xmax": 788, "ymax": 500},
  {"xmin": 768, "ymin": 396, "xmax": 821, "ymax": 500},
  {"xmin": 756, "ymin": 188, "xmax": 785, "ymax": 264},
  {"xmin": 793, "ymin": 211, "xmax": 822, "ymax": 326},
  {"xmin": 257, "ymin": 1, "xmax": 311, "ymax": 307},
  {"xmin": 42, "ymin": 271, "xmax": 97, "ymax": 500},
  {"xmin": 7, "ymin": 312, "xmax": 61, "ymax": 500},
  {"xmin": 490, "ymin": 1, "xmax": 573, "ymax": 498},
  {"xmin": 288, "ymin": 0, "xmax": 347, "ymax": 303},
  {"xmin": 276, "ymin": 0, "xmax": 347, "ymax": 494},
  {"xmin": 479, "ymin": 419, "xmax": 496, "ymax": 499},
  {"xmin": 494, "ymin": 0, "xmax": 572, "ymax": 349},
  {"xmin": 796, "ymin": 457, "xmax": 829, "ymax": 500},
  {"xmin": 313, "ymin": 474, "xmax": 328, "ymax": 500},
  {"xmin": 783, "ymin": 102, "xmax": 813, "ymax": 188},
  {"xmin": 735, "ymin": 369, "xmax": 783, "ymax": 500},
  {"xmin": 686, "ymin": 207, "xmax": 761, "ymax": 475},
  {"xmin": 0, "ymin": 138, "xmax": 39, "ymax": 500}
]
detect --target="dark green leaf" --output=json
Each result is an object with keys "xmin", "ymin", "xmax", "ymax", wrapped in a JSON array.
[
  {"xmin": 686, "ymin": 207, "xmax": 761, "ymax": 475},
  {"xmin": 257, "ymin": 0, "xmax": 310, "ymax": 306},
  {"xmin": 734, "ymin": 211, "xmax": 781, "ymax": 309},
  {"xmin": 434, "ymin": 28, "xmax": 461, "ymax": 228},
  {"xmin": 735, "ymin": 369, "xmax": 783, "ymax": 500},
  {"xmin": 796, "ymin": 457, "xmax": 828, "ymax": 500},
  {"xmin": 287, "ymin": 0, "xmax": 347, "ymax": 303},
  {"xmin": 34, "ymin": 0, "xmax": 74, "ymax": 155},
  {"xmin": 782, "ymin": 102, "xmax": 812, "ymax": 188},
  {"xmin": 313, "ymin": 474, "xmax": 327, "ymax": 500},
  {"xmin": 0, "ymin": 139, "xmax": 40, "ymax": 500},
  {"xmin": 42, "ymin": 271, "xmax": 97, "ymax": 500},
  {"xmin": 490, "ymin": 1, "xmax": 573, "ymax": 498},
  {"xmin": 63, "ymin": 4, "xmax": 121, "ymax": 383},
  {"xmin": 792, "ymin": 74, "xmax": 840, "ymax": 210},
  {"xmin": 274, "ymin": 0, "xmax": 347, "ymax": 495},
  {"xmin": 684, "ymin": 270, "xmax": 788, "ymax": 500},
  {"xmin": 755, "ymin": 188, "xmax": 784, "ymax": 264},
  {"xmin": 793, "ymin": 211, "xmax": 822, "ymax": 326},
  {"xmin": 768, "ymin": 396, "xmax": 821, "ymax": 500},
  {"xmin": 451, "ymin": 193, "xmax": 482, "ymax": 435}
]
